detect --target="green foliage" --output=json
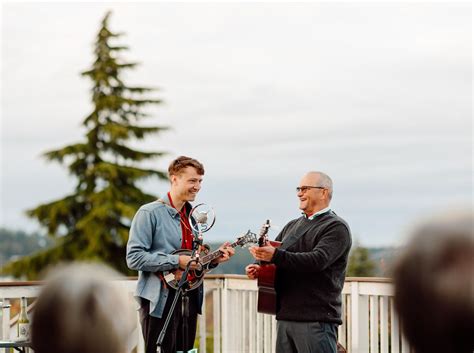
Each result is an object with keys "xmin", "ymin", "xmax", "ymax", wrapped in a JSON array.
[
  {"xmin": 2, "ymin": 11, "xmax": 166, "ymax": 279},
  {"xmin": 347, "ymin": 245, "xmax": 377, "ymax": 277}
]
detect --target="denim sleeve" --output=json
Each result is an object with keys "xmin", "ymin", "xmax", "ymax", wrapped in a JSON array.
[{"xmin": 126, "ymin": 209, "xmax": 179, "ymax": 272}]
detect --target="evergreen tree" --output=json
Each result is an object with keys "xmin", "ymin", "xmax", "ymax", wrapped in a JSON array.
[
  {"xmin": 2, "ymin": 12, "xmax": 167, "ymax": 279},
  {"xmin": 347, "ymin": 245, "xmax": 376, "ymax": 277}
]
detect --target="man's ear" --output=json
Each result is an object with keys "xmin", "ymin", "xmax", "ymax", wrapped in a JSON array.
[{"xmin": 322, "ymin": 189, "xmax": 329, "ymax": 200}]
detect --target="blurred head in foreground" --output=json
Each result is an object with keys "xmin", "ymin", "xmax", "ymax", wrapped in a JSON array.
[
  {"xmin": 392, "ymin": 211, "xmax": 474, "ymax": 353},
  {"xmin": 32, "ymin": 263, "xmax": 135, "ymax": 353}
]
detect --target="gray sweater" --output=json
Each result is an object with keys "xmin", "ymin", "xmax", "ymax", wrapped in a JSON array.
[{"xmin": 272, "ymin": 211, "xmax": 352, "ymax": 323}]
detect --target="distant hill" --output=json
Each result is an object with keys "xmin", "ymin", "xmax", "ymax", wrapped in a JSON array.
[
  {"xmin": 0, "ymin": 228, "xmax": 54, "ymax": 268},
  {"xmin": 205, "ymin": 242, "xmax": 256, "ymax": 275},
  {"xmin": 206, "ymin": 242, "xmax": 399, "ymax": 277},
  {"xmin": 0, "ymin": 228, "xmax": 399, "ymax": 277},
  {"xmin": 368, "ymin": 246, "xmax": 400, "ymax": 277}
]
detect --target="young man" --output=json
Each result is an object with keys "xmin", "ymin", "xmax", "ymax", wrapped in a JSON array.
[
  {"xmin": 127, "ymin": 156, "xmax": 234, "ymax": 353},
  {"xmin": 247, "ymin": 171, "xmax": 352, "ymax": 353}
]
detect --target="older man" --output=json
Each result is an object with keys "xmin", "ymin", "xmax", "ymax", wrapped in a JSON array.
[{"xmin": 247, "ymin": 171, "xmax": 352, "ymax": 353}]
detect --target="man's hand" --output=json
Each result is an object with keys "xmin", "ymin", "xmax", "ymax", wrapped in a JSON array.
[
  {"xmin": 199, "ymin": 244, "xmax": 210, "ymax": 254},
  {"xmin": 212, "ymin": 242, "xmax": 235, "ymax": 264},
  {"xmin": 249, "ymin": 245, "xmax": 276, "ymax": 262},
  {"xmin": 245, "ymin": 264, "xmax": 260, "ymax": 279},
  {"xmin": 179, "ymin": 255, "xmax": 199, "ymax": 270}
]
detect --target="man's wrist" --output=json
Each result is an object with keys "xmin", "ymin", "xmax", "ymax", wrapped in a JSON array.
[{"xmin": 271, "ymin": 248, "xmax": 281, "ymax": 264}]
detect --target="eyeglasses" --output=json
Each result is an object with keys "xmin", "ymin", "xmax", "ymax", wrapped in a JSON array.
[{"xmin": 296, "ymin": 186, "xmax": 326, "ymax": 193}]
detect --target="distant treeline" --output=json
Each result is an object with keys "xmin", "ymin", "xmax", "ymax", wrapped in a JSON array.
[
  {"xmin": 0, "ymin": 228, "xmax": 397, "ymax": 277},
  {"xmin": 206, "ymin": 242, "xmax": 398, "ymax": 277},
  {"xmin": 0, "ymin": 228, "xmax": 54, "ymax": 267}
]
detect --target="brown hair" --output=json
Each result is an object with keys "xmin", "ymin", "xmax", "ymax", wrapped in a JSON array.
[
  {"xmin": 168, "ymin": 156, "xmax": 205, "ymax": 177},
  {"xmin": 392, "ymin": 212, "xmax": 474, "ymax": 353}
]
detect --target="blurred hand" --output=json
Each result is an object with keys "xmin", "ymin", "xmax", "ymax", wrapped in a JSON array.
[
  {"xmin": 179, "ymin": 255, "xmax": 199, "ymax": 270},
  {"xmin": 199, "ymin": 244, "xmax": 210, "ymax": 254},
  {"xmin": 245, "ymin": 264, "xmax": 260, "ymax": 279},
  {"xmin": 249, "ymin": 245, "xmax": 276, "ymax": 262},
  {"xmin": 212, "ymin": 242, "xmax": 235, "ymax": 264}
]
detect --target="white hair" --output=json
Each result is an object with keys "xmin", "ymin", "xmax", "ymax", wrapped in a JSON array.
[
  {"xmin": 32, "ymin": 262, "xmax": 135, "ymax": 353},
  {"xmin": 309, "ymin": 171, "xmax": 333, "ymax": 200}
]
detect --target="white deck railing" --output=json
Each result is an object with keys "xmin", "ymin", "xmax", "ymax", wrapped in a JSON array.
[{"xmin": 0, "ymin": 275, "xmax": 410, "ymax": 353}]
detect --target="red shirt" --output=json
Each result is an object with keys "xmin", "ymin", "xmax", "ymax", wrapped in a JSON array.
[{"xmin": 168, "ymin": 192, "xmax": 194, "ymax": 250}]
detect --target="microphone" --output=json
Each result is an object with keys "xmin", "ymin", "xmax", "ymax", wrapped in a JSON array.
[
  {"xmin": 189, "ymin": 203, "xmax": 216, "ymax": 234},
  {"xmin": 194, "ymin": 211, "xmax": 208, "ymax": 224}
]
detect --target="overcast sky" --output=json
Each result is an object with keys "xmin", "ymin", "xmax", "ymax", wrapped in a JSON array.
[{"xmin": 1, "ymin": 2, "xmax": 472, "ymax": 247}]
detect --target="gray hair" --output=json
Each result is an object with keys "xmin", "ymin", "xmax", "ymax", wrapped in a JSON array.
[
  {"xmin": 310, "ymin": 171, "xmax": 333, "ymax": 200},
  {"xmin": 32, "ymin": 263, "xmax": 135, "ymax": 353}
]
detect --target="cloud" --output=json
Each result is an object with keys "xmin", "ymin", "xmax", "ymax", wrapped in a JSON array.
[{"xmin": 1, "ymin": 3, "xmax": 471, "ymax": 246}]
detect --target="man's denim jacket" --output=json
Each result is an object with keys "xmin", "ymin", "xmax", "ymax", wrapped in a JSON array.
[{"xmin": 126, "ymin": 194, "xmax": 204, "ymax": 318}]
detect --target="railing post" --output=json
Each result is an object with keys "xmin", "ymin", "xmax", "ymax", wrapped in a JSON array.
[
  {"xmin": 220, "ymin": 276, "xmax": 235, "ymax": 353},
  {"xmin": 240, "ymin": 290, "xmax": 246, "ymax": 352},
  {"xmin": 213, "ymin": 278, "xmax": 223, "ymax": 353},
  {"xmin": 350, "ymin": 281, "xmax": 359, "ymax": 353},
  {"xmin": 2, "ymin": 299, "xmax": 10, "ymax": 340},
  {"xmin": 199, "ymin": 288, "xmax": 206, "ymax": 352},
  {"xmin": 339, "ymin": 294, "xmax": 348, "ymax": 350},
  {"xmin": 0, "ymin": 299, "xmax": 3, "ymax": 340},
  {"xmin": 350, "ymin": 281, "xmax": 369, "ymax": 353},
  {"xmin": 369, "ymin": 295, "xmax": 379, "ymax": 353},
  {"xmin": 248, "ymin": 291, "xmax": 256, "ymax": 353},
  {"xmin": 390, "ymin": 298, "xmax": 400, "ymax": 353},
  {"xmin": 380, "ymin": 296, "xmax": 389, "ymax": 353},
  {"xmin": 256, "ymin": 301, "xmax": 262, "ymax": 353}
]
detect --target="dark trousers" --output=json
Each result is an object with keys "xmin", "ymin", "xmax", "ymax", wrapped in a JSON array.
[
  {"xmin": 276, "ymin": 320, "xmax": 338, "ymax": 353},
  {"xmin": 139, "ymin": 290, "xmax": 199, "ymax": 353}
]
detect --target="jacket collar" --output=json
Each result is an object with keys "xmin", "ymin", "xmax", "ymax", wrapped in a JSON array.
[{"xmin": 161, "ymin": 193, "xmax": 192, "ymax": 218}]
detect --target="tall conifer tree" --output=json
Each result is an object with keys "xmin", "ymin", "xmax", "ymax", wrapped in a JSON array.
[{"xmin": 3, "ymin": 12, "xmax": 167, "ymax": 279}]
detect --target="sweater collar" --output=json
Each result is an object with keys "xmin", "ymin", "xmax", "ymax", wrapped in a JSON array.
[{"xmin": 303, "ymin": 206, "xmax": 331, "ymax": 220}]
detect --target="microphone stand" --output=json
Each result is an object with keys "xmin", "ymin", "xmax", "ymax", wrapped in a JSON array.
[{"xmin": 156, "ymin": 229, "xmax": 203, "ymax": 353}]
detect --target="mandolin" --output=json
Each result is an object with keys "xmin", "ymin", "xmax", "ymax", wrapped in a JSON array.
[{"xmin": 163, "ymin": 230, "xmax": 257, "ymax": 291}]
